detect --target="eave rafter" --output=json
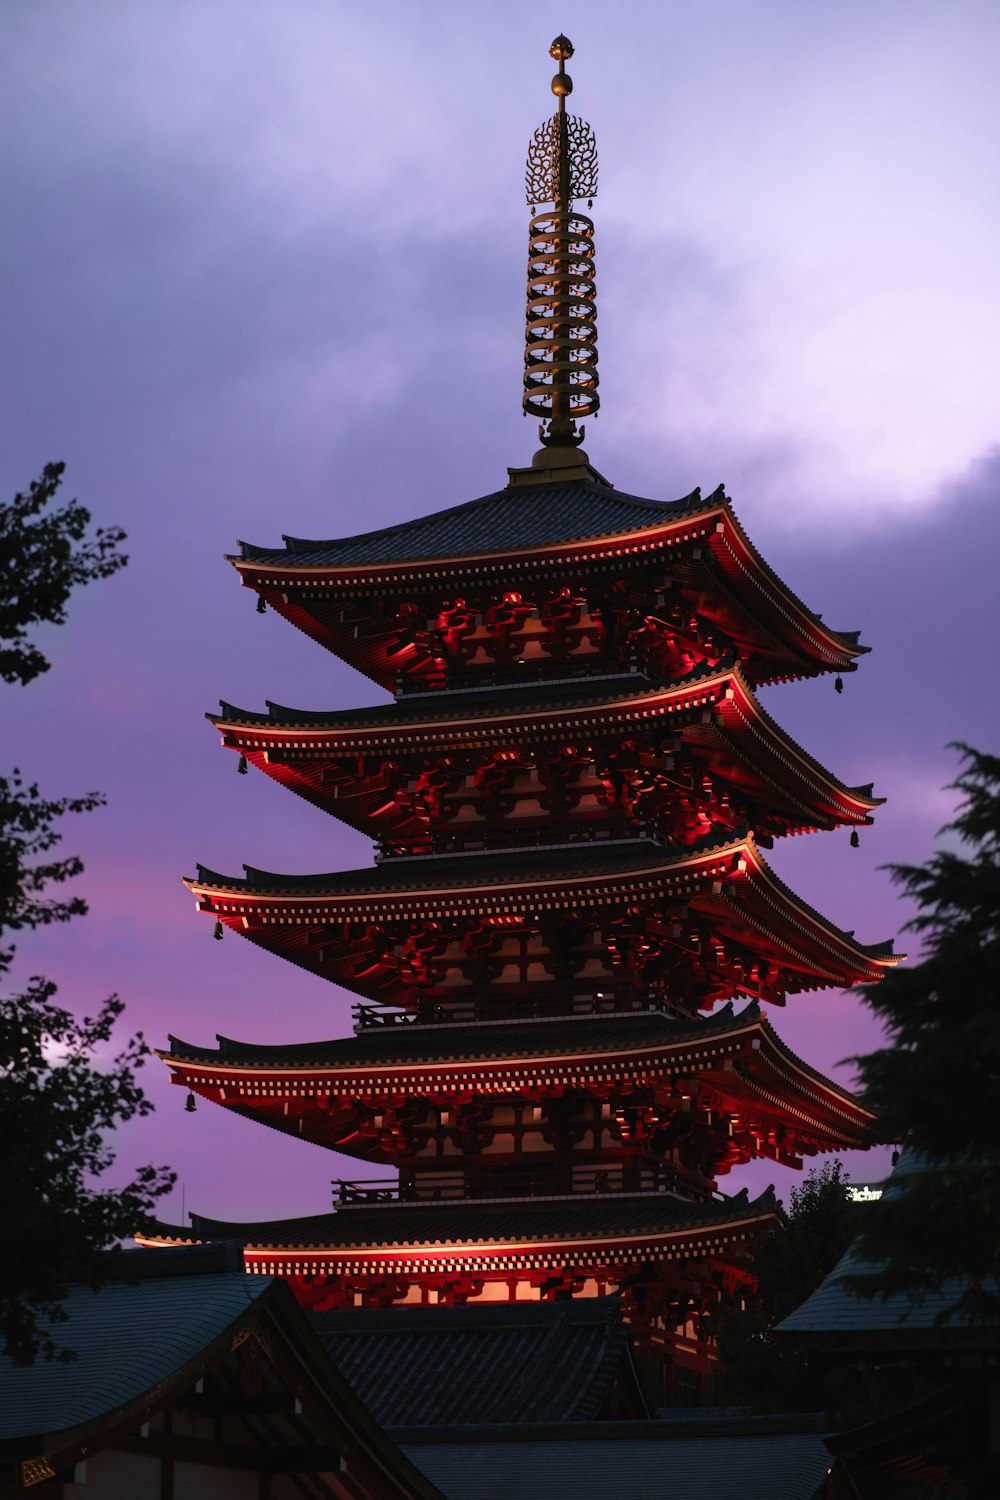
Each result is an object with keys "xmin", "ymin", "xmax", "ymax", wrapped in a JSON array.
[
  {"xmin": 136, "ymin": 1189, "xmax": 780, "ymax": 1282},
  {"xmin": 209, "ymin": 658, "xmax": 881, "ymax": 848},
  {"xmin": 185, "ymin": 833, "xmax": 897, "ymax": 1014},
  {"xmin": 230, "ymin": 495, "xmax": 864, "ymax": 691},
  {"xmin": 159, "ymin": 1002, "xmax": 879, "ymax": 1163}
]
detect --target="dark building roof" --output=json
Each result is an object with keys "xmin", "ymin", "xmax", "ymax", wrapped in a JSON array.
[
  {"xmin": 236, "ymin": 482, "xmax": 714, "ymax": 568},
  {"xmin": 151, "ymin": 1185, "xmax": 778, "ymax": 1252},
  {"xmin": 777, "ymin": 1251, "xmax": 989, "ymax": 1339},
  {"xmin": 190, "ymin": 832, "xmax": 897, "ymax": 977},
  {"xmin": 193, "ymin": 827, "xmax": 739, "ymax": 896},
  {"xmin": 0, "ymin": 1246, "xmax": 446, "ymax": 1499},
  {"xmin": 167, "ymin": 998, "xmax": 761, "ymax": 1068},
  {"xmin": 0, "ymin": 1253, "xmax": 266, "ymax": 1445},
  {"xmin": 778, "ymin": 1153, "xmax": 1000, "ymax": 1345},
  {"xmin": 216, "ymin": 656, "xmax": 729, "ymax": 730},
  {"xmin": 313, "ymin": 1298, "xmax": 646, "ymax": 1426},
  {"xmin": 397, "ymin": 1414, "xmax": 833, "ymax": 1500}
]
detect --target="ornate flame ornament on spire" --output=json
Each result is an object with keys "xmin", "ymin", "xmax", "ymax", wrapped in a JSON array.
[{"xmin": 522, "ymin": 36, "xmax": 600, "ymax": 464}]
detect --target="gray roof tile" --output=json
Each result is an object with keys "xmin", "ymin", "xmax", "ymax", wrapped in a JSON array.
[
  {"xmin": 399, "ymin": 1423, "xmax": 832, "ymax": 1500},
  {"xmin": 778, "ymin": 1152, "xmax": 998, "ymax": 1338},
  {"xmin": 216, "ymin": 656, "xmax": 731, "ymax": 730},
  {"xmin": 0, "ymin": 1265, "xmax": 270, "ymax": 1442},
  {"xmin": 313, "ymin": 1298, "xmax": 642, "ymax": 1425},
  {"xmin": 167, "ymin": 999, "xmax": 759, "ymax": 1068},
  {"xmin": 153, "ymin": 1187, "xmax": 777, "ymax": 1252},
  {"xmin": 193, "ymin": 826, "xmax": 744, "ymax": 896},
  {"xmin": 237, "ymin": 484, "xmax": 713, "ymax": 568}
]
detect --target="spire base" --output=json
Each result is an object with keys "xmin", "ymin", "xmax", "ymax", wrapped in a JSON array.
[{"xmin": 507, "ymin": 445, "xmax": 613, "ymax": 489}]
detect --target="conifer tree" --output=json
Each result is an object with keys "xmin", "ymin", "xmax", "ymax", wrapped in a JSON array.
[{"xmin": 848, "ymin": 744, "xmax": 1000, "ymax": 1315}]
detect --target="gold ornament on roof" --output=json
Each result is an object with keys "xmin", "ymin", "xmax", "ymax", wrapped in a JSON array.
[
  {"xmin": 522, "ymin": 36, "xmax": 600, "ymax": 452},
  {"xmin": 525, "ymin": 115, "xmax": 598, "ymax": 209}
]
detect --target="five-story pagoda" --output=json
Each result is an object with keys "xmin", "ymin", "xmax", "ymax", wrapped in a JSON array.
[{"xmin": 143, "ymin": 38, "xmax": 897, "ymax": 1403}]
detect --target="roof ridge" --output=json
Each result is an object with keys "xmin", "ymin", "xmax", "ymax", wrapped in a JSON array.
[
  {"xmin": 232, "ymin": 483, "xmax": 712, "ymax": 567},
  {"xmin": 162, "ymin": 1001, "xmax": 766, "ymax": 1066},
  {"xmin": 192, "ymin": 827, "xmax": 743, "ymax": 892},
  {"xmin": 210, "ymin": 653, "xmax": 739, "ymax": 729}
]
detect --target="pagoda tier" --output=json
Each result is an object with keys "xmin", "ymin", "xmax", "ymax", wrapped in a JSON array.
[
  {"xmin": 211, "ymin": 657, "xmax": 880, "ymax": 854},
  {"xmin": 188, "ymin": 832, "xmax": 897, "ymax": 1020},
  {"xmin": 232, "ymin": 482, "xmax": 866, "ymax": 692},
  {"xmin": 138, "ymin": 1186, "xmax": 779, "ymax": 1396},
  {"xmin": 160, "ymin": 1001, "xmax": 880, "ymax": 1187}
]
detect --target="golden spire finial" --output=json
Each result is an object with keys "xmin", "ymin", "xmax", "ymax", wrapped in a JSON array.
[{"xmin": 522, "ymin": 34, "xmax": 599, "ymax": 455}]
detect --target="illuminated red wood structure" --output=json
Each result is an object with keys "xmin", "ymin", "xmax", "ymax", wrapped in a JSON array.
[{"xmin": 143, "ymin": 37, "xmax": 897, "ymax": 1404}]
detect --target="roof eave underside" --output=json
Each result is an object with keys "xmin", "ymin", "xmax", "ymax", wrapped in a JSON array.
[
  {"xmin": 229, "ymin": 488, "xmax": 864, "ymax": 665},
  {"xmin": 185, "ymin": 835, "xmax": 898, "ymax": 975},
  {"xmin": 158, "ymin": 1003, "xmax": 877, "ymax": 1136},
  {"xmin": 209, "ymin": 659, "xmax": 882, "ymax": 817},
  {"xmin": 137, "ymin": 1190, "xmax": 780, "ymax": 1257}
]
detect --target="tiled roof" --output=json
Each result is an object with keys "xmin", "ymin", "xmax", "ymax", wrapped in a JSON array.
[
  {"xmin": 190, "ymin": 831, "xmax": 896, "ymax": 969},
  {"xmin": 153, "ymin": 1186, "xmax": 777, "ymax": 1252},
  {"xmin": 313, "ymin": 1298, "xmax": 644, "ymax": 1426},
  {"xmin": 211, "ymin": 654, "xmax": 881, "ymax": 819},
  {"xmin": 0, "ymin": 1254, "xmax": 271, "ymax": 1443},
  {"xmin": 192, "ymin": 826, "xmax": 744, "ymax": 897},
  {"xmin": 776, "ymin": 1250, "xmax": 989, "ymax": 1337},
  {"xmin": 399, "ymin": 1417, "xmax": 832, "ymax": 1500},
  {"xmin": 777, "ymin": 1153, "xmax": 998, "ymax": 1339},
  {"xmin": 167, "ymin": 999, "xmax": 760, "ymax": 1069},
  {"xmin": 236, "ymin": 483, "xmax": 715, "ymax": 568},
  {"xmin": 163, "ymin": 1001, "xmax": 875, "ymax": 1134},
  {"xmin": 215, "ymin": 657, "xmax": 728, "ymax": 730}
]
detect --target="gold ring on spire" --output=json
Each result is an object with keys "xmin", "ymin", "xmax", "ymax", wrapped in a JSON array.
[{"xmin": 522, "ymin": 36, "xmax": 600, "ymax": 450}]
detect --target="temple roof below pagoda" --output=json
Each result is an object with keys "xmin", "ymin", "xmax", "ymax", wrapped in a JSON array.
[
  {"xmin": 141, "ymin": 1185, "xmax": 777, "ymax": 1254},
  {"xmin": 236, "ymin": 482, "xmax": 711, "ymax": 569},
  {"xmin": 314, "ymin": 1297, "xmax": 646, "ymax": 1426}
]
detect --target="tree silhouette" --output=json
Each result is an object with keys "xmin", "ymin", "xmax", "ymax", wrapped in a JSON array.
[
  {"xmin": 0, "ymin": 465, "xmax": 173, "ymax": 1365},
  {"xmin": 848, "ymin": 743, "xmax": 1000, "ymax": 1316}
]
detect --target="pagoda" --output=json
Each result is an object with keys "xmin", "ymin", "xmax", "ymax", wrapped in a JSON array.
[{"xmin": 143, "ymin": 38, "xmax": 897, "ymax": 1404}]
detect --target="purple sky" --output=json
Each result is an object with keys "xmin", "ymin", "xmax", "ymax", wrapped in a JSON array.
[{"xmin": 3, "ymin": 2, "xmax": 998, "ymax": 1226}]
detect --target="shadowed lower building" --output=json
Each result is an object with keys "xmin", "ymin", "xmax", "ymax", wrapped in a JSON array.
[
  {"xmin": 777, "ymin": 1154, "xmax": 1000, "ymax": 1495},
  {"xmin": 142, "ymin": 36, "xmax": 897, "ymax": 1405},
  {"xmin": 0, "ymin": 1248, "xmax": 842, "ymax": 1499},
  {"xmin": 313, "ymin": 1296, "xmax": 647, "ymax": 1425},
  {"xmin": 0, "ymin": 1246, "xmax": 445, "ymax": 1499}
]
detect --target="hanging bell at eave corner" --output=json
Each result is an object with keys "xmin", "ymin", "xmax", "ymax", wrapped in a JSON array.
[
  {"xmin": 185, "ymin": 1091, "xmax": 197, "ymax": 1113},
  {"xmin": 834, "ymin": 676, "xmax": 844, "ymax": 694},
  {"xmin": 213, "ymin": 919, "xmax": 224, "ymax": 940},
  {"xmin": 256, "ymin": 595, "xmax": 267, "ymax": 614},
  {"xmin": 237, "ymin": 755, "xmax": 248, "ymax": 775},
  {"xmin": 850, "ymin": 829, "xmax": 860, "ymax": 848}
]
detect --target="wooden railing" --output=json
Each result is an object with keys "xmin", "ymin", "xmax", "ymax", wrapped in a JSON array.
[
  {"xmin": 332, "ymin": 1165, "xmax": 721, "ymax": 1209},
  {"xmin": 351, "ymin": 991, "xmax": 672, "ymax": 1031}
]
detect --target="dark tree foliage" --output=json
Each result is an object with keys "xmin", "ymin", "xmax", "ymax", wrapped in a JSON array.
[
  {"xmin": 0, "ymin": 467, "xmax": 173, "ymax": 1366},
  {"xmin": 0, "ymin": 770, "xmax": 103, "ymax": 942},
  {"xmin": 717, "ymin": 1161, "xmax": 855, "ymax": 1412},
  {"xmin": 0, "ymin": 461, "xmax": 126, "ymax": 686},
  {"xmin": 847, "ymin": 744, "xmax": 1000, "ymax": 1316}
]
